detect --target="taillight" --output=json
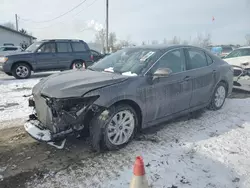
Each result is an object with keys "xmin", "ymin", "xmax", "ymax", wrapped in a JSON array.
[{"xmin": 90, "ymin": 55, "xmax": 94, "ymax": 61}]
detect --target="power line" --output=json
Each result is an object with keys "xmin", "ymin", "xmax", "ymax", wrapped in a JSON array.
[
  {"xmin": 19, "ymin": 0, "xmax": 88, "ymax": 23},
  {"xmin": 19, "ymin": 0, "xmax": 99, "ymax": 30}
]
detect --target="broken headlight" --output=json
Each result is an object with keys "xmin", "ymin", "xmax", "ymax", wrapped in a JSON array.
[{"xmin": 42, "ymin": 95, "xmax": 99, "ymax": 118}]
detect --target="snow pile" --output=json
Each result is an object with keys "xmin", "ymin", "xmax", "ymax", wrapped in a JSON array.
[
  {"xmin": 27, "ymin": 98, "xmax": 250, "ymax": 188},
  {"xmin": 0, "ymin": 78, "xmax": 40, "ymax": 122}
]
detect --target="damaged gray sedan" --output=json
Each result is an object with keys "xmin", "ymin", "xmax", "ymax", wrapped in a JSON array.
[{"xmin": 24, "ymin": 45, "xmax": 233, "ymax": 151}]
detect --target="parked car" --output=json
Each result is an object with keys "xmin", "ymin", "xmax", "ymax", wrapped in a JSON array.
[
  {"xmin": 0, "ymin": 46, "xmax": 23, "ymax": 52},
  {"xmin": 223, "ymin": 46, "xmax": 250, "ymax": 89},
  {"xmin": 0, "ymin": 39, "xmax": 93, "ymax": 79},
  {"xmin": 24, "ymin": 44, "xmax": 233, "ymax": 151},
  {"xmin": 210, "ymin": 46, "xmax": 234, "ymax": 58},
  {"xmin": 220, "ymin": 46, "xmax": 234, "ymax": 58},
  {"xmin": 223, "ymin": 46, "xmax": 250, "ymax": 69}
]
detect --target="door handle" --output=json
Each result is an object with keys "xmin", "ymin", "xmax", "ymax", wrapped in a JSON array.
[{"xmin": 184, "ymin": 76, "xmax": 191, "ymax": 81}]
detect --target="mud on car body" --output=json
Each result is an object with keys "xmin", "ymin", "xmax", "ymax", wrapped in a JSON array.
[{"xmin": 24, "ymin": 45, "xmax": 233, "ymax": 151}]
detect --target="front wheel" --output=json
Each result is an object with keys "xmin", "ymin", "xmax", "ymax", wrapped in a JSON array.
[
  {"xmin": 71, "ymin": 61, "xmax": 86, "ymax": 70},
  {"xmin": 12, "ymin": 63, "xmax": 31, "ymax": 79},
  {"xmin": 208, "ymin": 82, "xmax": 227, "ymax": 110},
  {"xmin": 90, "ymin": 104, "xmax": 138, "ymax": 151}
]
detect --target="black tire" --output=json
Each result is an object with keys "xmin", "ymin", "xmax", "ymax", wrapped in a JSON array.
[
  {"xmin": 5, "ymin": 72, "xmax": 12, "ymax": 76},
  {"xmin": 208, "ymin": 82, "xmax": 227, "ymax": 110},
  {"xmin": 89, "ymin": 104, "xmax": 138, "ymax": 151},
  {"xmin": 71, "ymin": 60, "xmax": 86, "ymax": 69},
  {"xmin": 12, "ymin": 63, "xmax": 31, "ymax": 79}
]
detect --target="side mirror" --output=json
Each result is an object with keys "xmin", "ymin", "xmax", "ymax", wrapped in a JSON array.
[
  {"xmin": 37, "ymin": 49, "xmax": 42, "ymax": 53},
  {"xmin": 153, "ymin": 68, "xmax": 172, "ymax": 80}
]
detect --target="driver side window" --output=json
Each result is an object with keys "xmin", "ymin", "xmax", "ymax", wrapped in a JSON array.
[
  {"xmin": 150, "ymin": 49, "xmax": 184, "ymax": 74},
  {"xmin": 38, "ymin": 43, "xmax": 56, "ymax": 53}
]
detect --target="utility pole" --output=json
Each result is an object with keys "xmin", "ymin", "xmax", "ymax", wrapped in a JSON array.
[
  {"xmin": 15, "ymin": 14, "xmax": 19, "ymax": 31},
  {"xmin": 105, "ymin": 0, "xmax": 109, "ymax": 53}
]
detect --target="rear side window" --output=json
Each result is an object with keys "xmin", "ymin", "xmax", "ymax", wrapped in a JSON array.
[
  {"xmin": 186, "ymin": 49, "xmax": 207, "ymax": 70},
  {"xmin": 206, "ymin": 54, "xmax": 213, "ymax": 65},
  {"xmin": 57, "ymin": 42, "xmax": 72, "ymax": 52},
  {"xmin": 71, "ymin": 42, "xmax": 87, "ymax": 52}
]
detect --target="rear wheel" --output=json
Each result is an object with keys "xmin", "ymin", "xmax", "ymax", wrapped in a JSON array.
[
  {"xmin": 208, "ymin": 82, "xmax": 227, "ymax": 110},
  {"xmin": 71, "ymin": 60, "xmax": 86, "ymax": 70},
  {"xmin": 12, "ymin": 63, "xmax": 31, "ymax": 79},
  {"xmin": 90, "ymin": 104, "xmax": 138, "ymax": 151}
]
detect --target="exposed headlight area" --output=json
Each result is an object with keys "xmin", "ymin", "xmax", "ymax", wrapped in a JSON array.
[
  {"xmin": 42, "ymin": 95, "xmax": 100, "ymax": 119},
  {"xmin": 0, "ymin": 56, "xmax": 8, "ymax": 63}
]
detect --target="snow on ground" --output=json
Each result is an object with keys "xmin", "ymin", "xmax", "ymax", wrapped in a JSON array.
[
  {"xmin": 26, "ymin": 98, "xmax": 250, "ymax": 188},
  {"xmin": 0, "ymin": 78, "xmax": 40, "ymax": 123}
]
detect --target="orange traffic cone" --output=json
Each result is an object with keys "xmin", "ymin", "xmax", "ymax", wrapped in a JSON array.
[{"xmin": 130, "ymin": 156, "xmax": 149, "ymax": 188}]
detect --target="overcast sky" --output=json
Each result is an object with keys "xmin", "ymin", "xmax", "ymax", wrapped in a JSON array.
[{"xmin": 1, "ymin": 0, "xmax": 250, "ymax": 45}]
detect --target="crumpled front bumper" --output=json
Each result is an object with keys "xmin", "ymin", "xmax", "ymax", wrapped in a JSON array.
[
  {"xmin": 24, "ymin": 118, "xmax": 67, "ymax": 149},
  {"xmin": 24, "ymin": 119, "xmax": 52, "ymax": 142}
]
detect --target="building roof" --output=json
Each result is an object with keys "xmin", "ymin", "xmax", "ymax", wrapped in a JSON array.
[{"xmin": 0, "ymin": 25, "xmax": 37, "ymax": 39}]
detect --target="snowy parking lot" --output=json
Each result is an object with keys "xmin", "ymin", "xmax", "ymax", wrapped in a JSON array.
[{"xmin": 1, "ymin": 72, "xmax": 250, "ymax": 188}]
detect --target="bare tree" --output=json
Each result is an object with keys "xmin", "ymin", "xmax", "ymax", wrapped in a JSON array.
[
  {"xmin": 19, "ymin": 28, "xmax": 27, "ymax": 34},
  {"xmin": 193, "ymin": 33, "xmax": 211, "ymax": 48},
  {"xmin": 3, "ymin": 22, "xmax": 15, "ymax": 30},
  {"xmin": 182, "ymin": 40, "xmax": 189, "ymax": 45},
  {"xmin": 108, "ymin": 32, "xmax": 117, "ymax": 50},
  {"xmin": 151, "ymin": 40, "xmax": 159, "ymax": 45},
  {"xmin": 245, "ymin": 34, "xmax": 250, "ymax": 46},
  {"xmin": 169, "ymin": 36, "xmax": 180, "ymax": 44},
  {"xmin": 95, "ymin": 29, "xmax": 106, "ymax": 53}
]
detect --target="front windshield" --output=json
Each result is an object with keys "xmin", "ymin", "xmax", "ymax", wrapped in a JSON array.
[
  {"xmin": 225, "ymin": 48, "xmax": 250, "ymax": 58},
  {"xmin": 89, "ymin": 48, "xmax": 159, "ymax": 76},
  {"xmin": 25, "ymin": 42, "xmax": 43, "ymax": 52}
]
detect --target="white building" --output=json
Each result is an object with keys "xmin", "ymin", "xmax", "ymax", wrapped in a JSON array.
[{"xmin": 0, "ymin": 25, "xmax": 36, "ymax": 47}]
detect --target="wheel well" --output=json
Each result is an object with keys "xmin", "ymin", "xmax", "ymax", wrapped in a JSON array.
[
  {"xmin": 82, "ymin": 99, "xmax": 143, "ymax": 135},
  {"xmin": 71, "ymin": 59, "xmax": 85, "ymax": 68},
  {"xmin": 11, "ymin": 61, "xmax": 33, "ymax": 71},
  {"xmin": 219, "ymin": 80, "xmax": 229, "ymax": 96},
  {"xmin": 112, "ymin": 99, "xmax": 143, "ymax": 130}
]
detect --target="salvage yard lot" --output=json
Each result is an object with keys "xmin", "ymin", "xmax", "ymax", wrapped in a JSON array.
[{"xmin": 1, "ymin": 72, "xmax": 250, "ymax": 188}]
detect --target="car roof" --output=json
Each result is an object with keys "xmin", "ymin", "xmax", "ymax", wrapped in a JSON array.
[
  {"xmin": 238, "ymin": 46, "xmax": 250, "ymax": 49},
  {"xmin": 40, "ymin": 39, "xmax": 86, "ymax": 43},
  {"xmin": 124, "ymin": 44, "xmax": 206, "ymax": 51}
]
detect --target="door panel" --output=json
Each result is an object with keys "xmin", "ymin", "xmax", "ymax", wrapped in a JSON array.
[
  {"xmin": 143, "ymin": 48, "xmax": 192, "ymax": 122},
  {"xmin": 184, "ymin": 48, "xmax": 215, "ymax": 107},
  {"xmin": 34, "ymin": 42, "xmax": 58, "ymax": 70},
  {"xmin": 56, "ymin": 42, "xmax": 74, "ymax": 69}
]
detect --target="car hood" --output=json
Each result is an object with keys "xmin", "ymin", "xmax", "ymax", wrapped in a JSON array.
[
  {"xmin": 224, "ymin": 56, "xmax": 250, "ymax": 68},
  {"xmin": 32, "ymin": 69, "xmax": 129, "ymax": 98},
  {"xmin": 3, "ymin": 51, "xmax": 32, "ymax": 57}
]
